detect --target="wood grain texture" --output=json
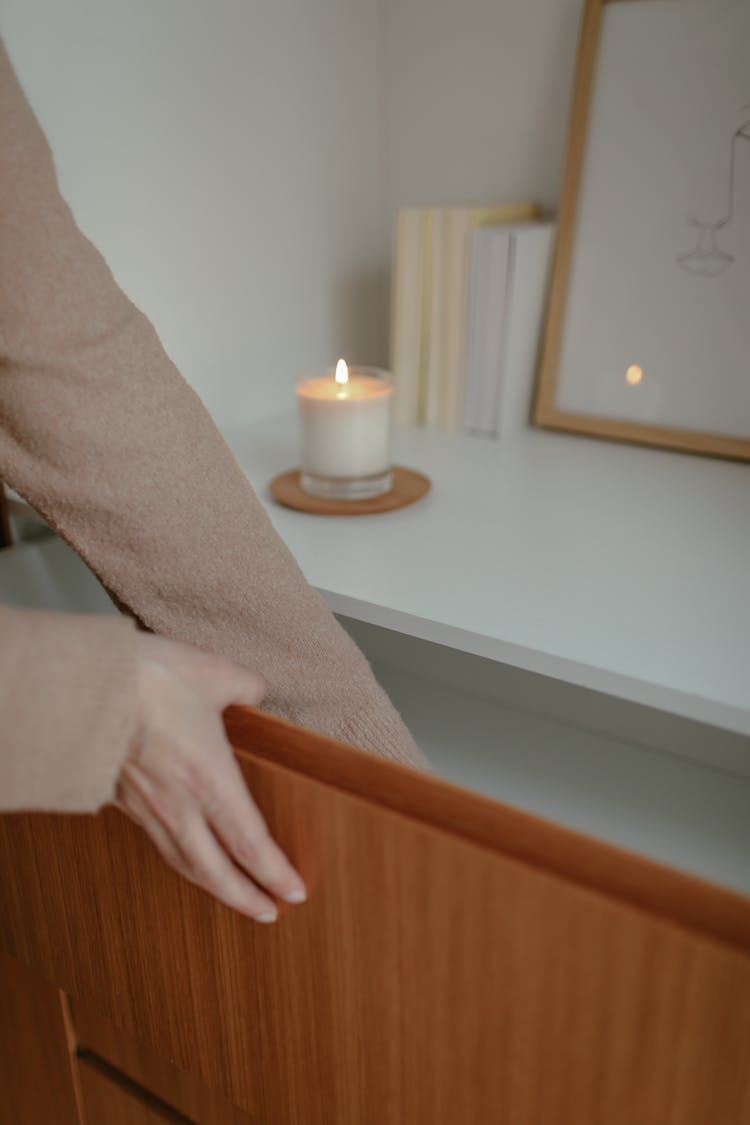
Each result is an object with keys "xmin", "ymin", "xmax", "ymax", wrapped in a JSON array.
[
  {"xmin": 72, "ymin": 1001, "xmax": 254, "ymax": 1124},
  {"xmin": 534, "ymin": 0, "xmax": 604, "ymax": 425},
  {"xmin": 532, "ymin": 0, "xmax": 750, "ymax": 463},
  {"xmin": 268, "ymin": 466, "xmax": 431, "ymax": 516},
  {"xmin": 1, "ymin": 707, "xmax": 749, "ymax": 1124},
  {"xmin": 77, "ymin": 1054, "xmax": 190, "ymax": 1124},
  {"xmin": 225, "ymin": 708, "xmax": 750, "ymax": 952},
  {"xmin": 60, "ymin": 990, "xmax": 89, "ymax": 1125},
  {"xmin": 0, "ymin": 951, "xmax": 82, "ymax": 1125}
]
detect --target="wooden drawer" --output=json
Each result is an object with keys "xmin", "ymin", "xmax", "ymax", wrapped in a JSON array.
[
  {"xmin": 0, "ymin": 951, "xmax": 80, "ymax": 1125},
  {"xmin": 71, "ymin": 1001, "xmax": 253, "ymax": 1125},
  {"xmin": 77, "ymin": 1056, "xmax": 180, "ymax": 1125},
  {"xmin": 2, "ymin": 707, "xmax": 749, "ymax": 1124}
]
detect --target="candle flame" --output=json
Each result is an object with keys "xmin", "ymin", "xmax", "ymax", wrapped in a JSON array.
[
  {"xmin": 626, "ymin": 364, "xmax": 643, "ymax": 386},
  {"xmin": 335, "ymin": 358, "xmax": 349, "ymax": 385}
]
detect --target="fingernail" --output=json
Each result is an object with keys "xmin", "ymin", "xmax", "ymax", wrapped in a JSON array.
[
  {"xmin": 283, "ymin": 887, "xmax": 307, "ymax": 904},
  {"xmin": 254, "ymin": 910, "xmax": 277, "ymax": 924}
]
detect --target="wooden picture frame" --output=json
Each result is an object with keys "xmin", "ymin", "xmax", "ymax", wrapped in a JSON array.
[{"xmin": 534, "ymin": 0, "xmax": 750, "ymax": 462}]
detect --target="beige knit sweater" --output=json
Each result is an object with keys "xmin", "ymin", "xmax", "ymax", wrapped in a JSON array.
[{"xmin": 0, "ymin": 42, "xmax": 426, "ymax": 813}]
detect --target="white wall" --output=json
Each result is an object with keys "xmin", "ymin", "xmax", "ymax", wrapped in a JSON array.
[
  {"xmin": 1, "ymin": 0, "xmax": 582, "ymax": 426},
  {"xmin": 381, "ymin": 0, "xmax": 583, "ymax": 215},
  {"xmin": 1, "ymin": 0, "xmax": 390, "ymax": 425}
]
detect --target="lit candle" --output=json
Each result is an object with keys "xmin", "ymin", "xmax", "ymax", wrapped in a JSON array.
[{"xmin": 296, "ymin": 360, "xmax": 394, "ymax": 499}]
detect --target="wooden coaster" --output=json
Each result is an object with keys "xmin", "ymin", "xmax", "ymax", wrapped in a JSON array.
[{"xmin": 269, "ymin": 467, "xmax": 431, "ymax": 516}]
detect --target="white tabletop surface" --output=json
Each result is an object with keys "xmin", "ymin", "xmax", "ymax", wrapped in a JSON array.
[{"xmin": 223, "ymin": 414, "xmax": 750, "ymax": 736}]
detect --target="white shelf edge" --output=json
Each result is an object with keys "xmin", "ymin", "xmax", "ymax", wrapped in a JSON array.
[
  {"xmin": 367, "ymin": 659, "xmax": 750, "ymax": 897},
  {"xmin": 322, "ymin": 589, "xmax": 750, "ymax": 738}
]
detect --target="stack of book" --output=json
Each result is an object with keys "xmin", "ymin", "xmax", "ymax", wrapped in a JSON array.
[{"xmin": 390, "ymin": 204, "xmax": 554, "ymax": 437}]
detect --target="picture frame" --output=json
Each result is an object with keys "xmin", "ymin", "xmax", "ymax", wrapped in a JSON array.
[{"xmin": 534, "ymin": 0, "xmax": 750, "ymax": 462}]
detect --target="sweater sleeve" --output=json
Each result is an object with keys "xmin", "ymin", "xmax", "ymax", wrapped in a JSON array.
[
  {"xmin": 0, "ymin": 606, "xmax": 138, "ymax": 811},
  {"xmin": 0, "ymin": 41, "xmax": 429, "ymax": 812}
]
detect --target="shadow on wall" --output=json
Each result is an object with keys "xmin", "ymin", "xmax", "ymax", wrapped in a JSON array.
[{"xmin": 332, "ymin": 268, "xmax": 391, "ymax": 370}]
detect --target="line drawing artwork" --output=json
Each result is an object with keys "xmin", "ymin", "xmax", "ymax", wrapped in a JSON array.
[{"xmin": 678, "ymin": 103, "xmax": 750, "ymax": 276}]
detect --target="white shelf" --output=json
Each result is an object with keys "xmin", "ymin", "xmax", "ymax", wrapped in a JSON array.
[
  {"xmin": 223, "ymin": 413, "xmax": 750, "ymax": 737},
  {"xmin": 367, "ymin": 638, "xmax": 750, "ymax": 896}
]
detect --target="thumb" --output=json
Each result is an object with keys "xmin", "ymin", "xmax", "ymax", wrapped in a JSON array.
[{"xmin": 225, "ymin": 668, "xmax": 268, "ymax": 709}]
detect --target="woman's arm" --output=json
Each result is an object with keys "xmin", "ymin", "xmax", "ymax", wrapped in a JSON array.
[
  {"xmin": 0, "ymin": 40, "xmax": 428, "ymax": 815},
  {"xmin": 0, "ymin": 611, "xmax": 309, "ymax": 921},
  {"xmin": 0, "ymin": 605, "xmax": 138, "ymax": 811}
]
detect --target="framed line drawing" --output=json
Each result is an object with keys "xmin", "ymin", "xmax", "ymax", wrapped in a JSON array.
[{"xmin": 534, "ymin": 0, "xmax": 750, "ymax": 462}]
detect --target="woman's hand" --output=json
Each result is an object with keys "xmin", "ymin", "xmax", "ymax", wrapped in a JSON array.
[{"xmin": 115, "ymin": 633, "xmax": 306, "ymax": 922}]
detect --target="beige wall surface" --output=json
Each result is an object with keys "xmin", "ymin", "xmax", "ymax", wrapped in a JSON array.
[{"xmin": 1, "ymin": 0, "xmax": 582, "ymax": 426}]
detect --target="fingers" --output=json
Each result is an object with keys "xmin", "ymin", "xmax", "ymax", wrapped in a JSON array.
[
  {"xmin": 144, "ymin": 635, "xmax": 267, "ymax": 711},
  {"xmin": 118, "ymin": 745, "xmax": 306, "ymax": 920},
  {"xmin": 115, "ymin": 785, "xmax": 188, "ymax": 876},
  {"xmin": 118, "ymin": 765, "xmax": 281, "ymax": 922},
  {"xmin": 123, "ymin": 633, "xmax": 306, "ymax": 922},
  {"xmin": 171, "ymin": 810, "xmax": 280, "ymax": 922},
  {"xmin": 211, "ymin": 661, "xmax": 267, "ymax": 711},
  {"xmin": 205, "ymin": 756, "xmax": 307, "ymax": 906}
]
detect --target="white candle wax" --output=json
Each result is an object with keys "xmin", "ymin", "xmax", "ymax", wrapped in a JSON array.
[{"xmin": 296, "ymin": 365, "xmax": 393, "ymax": 486}]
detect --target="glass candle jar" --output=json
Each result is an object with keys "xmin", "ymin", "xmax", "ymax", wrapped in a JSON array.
[{"xmin": 296, "ymin": 362, "xmax": 394, "ymax": 500}]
